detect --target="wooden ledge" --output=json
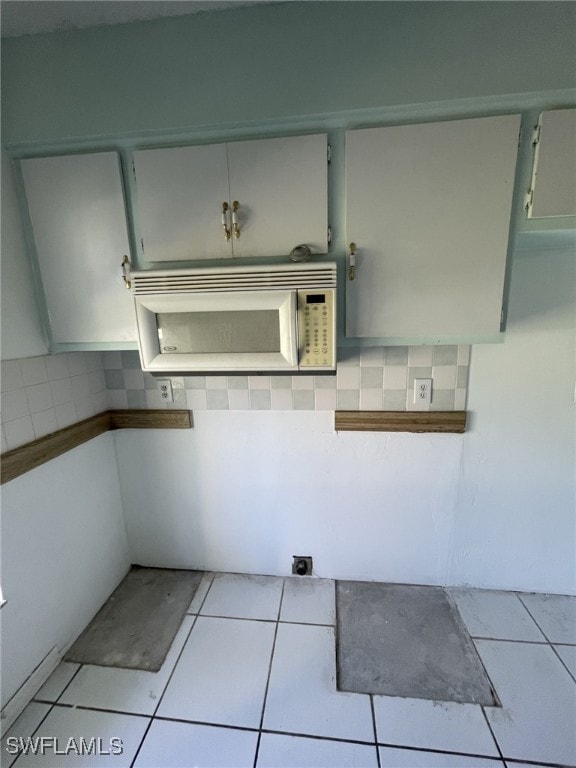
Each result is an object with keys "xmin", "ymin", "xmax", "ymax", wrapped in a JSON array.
[
  {"xmin": 335, "ymin": 411, "xmax": 466, "ymax": 434},
  {"xmin": 109, "ymin": 409, "xmax": 192, "ymax": 430},
  {"xmin": 1, "ymin": 409, "xmax": 192, "ymax": 485}
]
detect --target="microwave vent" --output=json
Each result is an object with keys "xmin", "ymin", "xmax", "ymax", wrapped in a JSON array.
[{"xmin": 131, "ymin": 262, "xmax": 337, "ymax": 295}]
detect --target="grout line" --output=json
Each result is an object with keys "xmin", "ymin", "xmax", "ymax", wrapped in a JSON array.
[
  {"xmin": 470, "ymin": 636, "xmax": 551, "ymax": 645},
  {"xmin": 514, "ymin": 594, "xmax": 553, "ymax": 644},
  {"xmin": 257, "ymin": 728, "xmax": 518, "ymax": 757},
  {"xmin": 549, "ymin": 644, "xmax": 576, "ymax": 684},
  {"xmin": 186, "ymin": 614, "xmax": 335, "ymax": 628},
  {"xmin": 40, "ymin": 692, "xmax": 521, "ymax": 766},
  {"xmin": 129, "ymin": 612, "xmax": 200, "ymax": 768},
  {"xmin": 448, "ymin": 597, "xmax": 502, "ymax": 708},
  {"xmin": 184, "ymin": 572, "xmax": 215, "ymax": 615},
  {"xmin": 376, "ymin": 739, "xmax": 506, "ymax": 762},
  {"xmin": 369, "ymin": 696, "xmax": 382, "ymax": 768},
  {"xmin": 49, "ymin": 702, "xmax": 150, "ymax": 720},
  {"xmin": 468, "ymin": 639, "xmax": 504, "ymax": 709},
  {"xmin": 53, "ymin": 662, "xmax": 83, "ymax": 705},
  {"xmin": 153, "ymin": 715, "xmax": 259, "ymax": 733},
  {"xmin": 31, "ymin": 661, "xmax": 83, "ymax": 707},
  {"xmin": 481, "ymin": 705, "xmax": 505, "ymax": 763},
  {"xmin": 190, "ymin": 614, "xmax": 279, "ymax": 624},
  {"xmin": 150, "ymin": 616, "xmax": 198, "ymax": 719},
  {"xmin": 3, "ymin": 701, "xmax": 55, "ymax": 768},
  {"xmin": 504, "ymin": 758, "xmax": 573, "ymax": 768},
  {"xmin": 128, "ymin": 716, "xmax": 153, "ymax": 768},
  {"xmin": 253, "ymin": 578, "xmax": 286, "ymax": 768},
  {"xmin": 261, "ymin": 728, "xmax": 377, "ymax": 747},
  {"xmin": 278, "ymin": 619, "xmax": 335, "ymax": 627}
]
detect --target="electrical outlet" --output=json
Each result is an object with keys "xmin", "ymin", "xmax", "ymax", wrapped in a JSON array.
[
  {"xmin": 413, "ymin": 378, "xmax": 432, "ymax": 405},
  {"xmin": 157, "ymin": 379, "xmax": 174, "ymax": 403}
]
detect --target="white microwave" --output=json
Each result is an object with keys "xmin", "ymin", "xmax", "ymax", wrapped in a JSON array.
[{"xmin": 131, "ymin": 262, "xmax": 336, "ymax": 374}]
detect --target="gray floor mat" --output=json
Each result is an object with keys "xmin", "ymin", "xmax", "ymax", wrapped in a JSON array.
[
  {"xmin": 336, "ymin": 581, "xmax": 498, "ymax": 705},
  {"xmin": 65, "ymin": 567, "xmax": 203, "ymax": 672}
]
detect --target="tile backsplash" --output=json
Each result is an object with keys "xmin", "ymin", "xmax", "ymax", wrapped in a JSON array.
[
  {"xmin": 1, "ymin": 352, "xmax": 108, "ymax": 452},
  {"xmin": 1, "ymin": 346, "xmax": 469, "ymax": 450},
  {"xmin": 103, "ymin": 346, "xmax": 470, "ymax": 414}
]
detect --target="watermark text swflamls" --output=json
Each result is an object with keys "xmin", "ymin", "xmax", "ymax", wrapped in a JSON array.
[{"xmin": 6, "ymin": 736, "xmax": 124, "ymax": 756}]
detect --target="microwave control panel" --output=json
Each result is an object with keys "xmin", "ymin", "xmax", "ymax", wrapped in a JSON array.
[{"xmin": 297, "ymin": 289, "xmax": 336, "ymax": 369}]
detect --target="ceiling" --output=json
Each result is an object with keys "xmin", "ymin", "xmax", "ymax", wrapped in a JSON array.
[{"xmin": 0, "ymin": 0, "xmax": 283, "ymax": 38}]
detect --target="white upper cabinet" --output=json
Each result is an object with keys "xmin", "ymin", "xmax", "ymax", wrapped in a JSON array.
[
  {"xmin": 133, "ymin": 143, "xmax": 231, "ymax": 262},
  {"xmin": 526, "ymin": 108, "xmax": 576, "ymax": 219},
  {"xmin": 133, "ymin": 133, "xmax": 328, "ymax": 262},
  {"xmin": 226, "ymin": 135, "xmax": 328, "ymax": 258},
  {"xmin": 21, "ymin": 152, "xmax": 137, "ymax": 345},
  {"xmin": 345, "ymin": 114, "xmax": 521, "ymax": 340}
]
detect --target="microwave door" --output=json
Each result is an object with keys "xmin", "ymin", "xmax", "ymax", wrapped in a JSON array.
[
  {"xmin": 157, "ymin": 309, "xmax": 282, "ymax": 355},
  {"xmin": 135, "ymin": 290, "xmax": 298, "ymax": 372}
]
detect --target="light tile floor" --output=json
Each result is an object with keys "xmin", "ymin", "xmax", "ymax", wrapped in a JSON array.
[{"xmin": 3, "ymin": 573, "xmax": 575, "ymax": 768}]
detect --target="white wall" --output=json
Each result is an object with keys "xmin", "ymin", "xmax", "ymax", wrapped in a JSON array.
[
  {"xmin": 0, "ymin": 434, "xmax": 130, "ymax": 709},
  {"xmin": 2, "ymin": 3, "xmax": 574, "ymax": 145},
  {"xmin": 451, "ymin": 237, "xmax": 576, "ymax": 594},
  {"xmin": 115, "ymin": 414, "xmax": 463, "ymax": 585},
  {"xmin": 1, "ymin": 149, "xmax": 48, "ymax": 360},
  {"xmin": 115, "ymin": 240, "xmax": 576, "ymax": 596}
]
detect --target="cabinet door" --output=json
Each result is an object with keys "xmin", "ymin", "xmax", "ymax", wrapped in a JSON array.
[
  {"xmin": 21, "ymin": 152, "xmax": 136, "ymax": 345},
  {"xmin": 227, "ymin": 134, "xmax": 328, "ymax": 258},
  {"xmin": 345, "ymin": 115, "xmax": 520, "ymax": 339},
  {"xmin": 528, "ymin": 108, "xmax": 576, "ymax": 218},
  {"xmin": 134, "ymin": 143, "xmax": 231, "ymax": 262}
]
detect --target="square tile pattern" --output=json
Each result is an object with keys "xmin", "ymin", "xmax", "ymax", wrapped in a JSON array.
[
  {"xmin": 102, "ymin": 346, "xmax": 470, "ymax": 412},
  {"xmin": 1, "ymin": 353, "xmax": 107, "ymax": 451},
  {"xmin": 8, "ymin": 576, "xmax": 573, "ymax": 768}
]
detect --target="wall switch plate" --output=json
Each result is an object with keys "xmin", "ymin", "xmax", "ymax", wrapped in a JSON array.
[
  {"xmin": 414, "ymin": 378, "xmax": 432, "ymax": 405},
  {"xmin": 157, "ymin": 379, "xmax": 174, "ymax": 403}
]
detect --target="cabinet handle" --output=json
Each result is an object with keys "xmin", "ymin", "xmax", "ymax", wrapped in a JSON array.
[
  {"xmin": 121, "ymin": 255, "xmax": 132, "ymax": 289},
  {"xmin": 232, "ymin": 200, "xmax": 241, "ymax": 239},
  {"xmin": 348, "ymin": 243, "xmax": 356, "ymax": 280},
  {"xmin": 221, "ymin": 202, "xmax": 231, "ymax": 241}
]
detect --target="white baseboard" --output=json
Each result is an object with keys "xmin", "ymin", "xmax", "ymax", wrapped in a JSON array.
[{"xmin": 0, "ymin": 647, "xmax": 60, "ymax": 736}]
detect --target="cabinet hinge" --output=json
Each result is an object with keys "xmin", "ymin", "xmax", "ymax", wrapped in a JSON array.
[
  {"xmin": 327, "ymin": 144, "xmax": 332, "ymax": 164},
  {"xmin": 327, "ymin": 226, "xmax": 332, "ymax": 244},
  {"xmin": 532, "ymin": 123, "xmax": 541, "ymax": 147}
]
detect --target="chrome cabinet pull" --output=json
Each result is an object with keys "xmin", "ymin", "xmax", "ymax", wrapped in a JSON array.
[
  {"xmin": 232, "ymin": 200, "xmax": 241, "ymax": 239},
  {"xmin": 221, "ymin": 202, "xmax": 231, "ymax": 241}
]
